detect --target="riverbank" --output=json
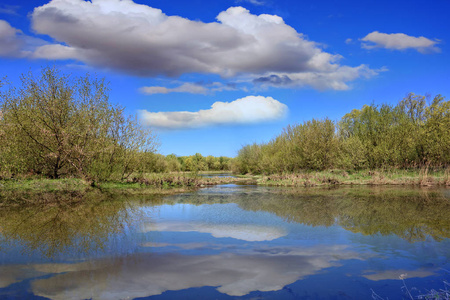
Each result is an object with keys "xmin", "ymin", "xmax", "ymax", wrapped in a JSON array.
[
  {"xmin": 255, "ymin": 168, "xmax": 450, "ymax": 187},
  {"xmin": 1, "ymin": 169, "xmax": 448, "ymax": 204},
  {"xmin": 0, "ymin": 173, "xmax": 249, "ymax": 203}
]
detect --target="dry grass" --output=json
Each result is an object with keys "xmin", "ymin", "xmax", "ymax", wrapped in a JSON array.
[
  {"xmin": 257, "ymin": 168, "xmax": 450, "ymax": 187},
  {"xmin": 129, "ymin": 173, "xmax": 248, "ymax": 188},
  {"xmin": 0, "ymin": 173, "xmax": 249, "ymax": 198}
]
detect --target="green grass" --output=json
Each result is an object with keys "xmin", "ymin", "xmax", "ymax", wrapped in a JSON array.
[
  {"xmin": 0, "ymin": 178, "xmax": 90, "ymax": 192},
  {"xmin": 0, "ymin": 172, "xmax": 249, "ymax": 196},
  {"xmin": 1, "ymin": 169, "xmax": 447, "ymax": 199}
]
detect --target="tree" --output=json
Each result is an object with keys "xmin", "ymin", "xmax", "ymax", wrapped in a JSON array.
[
  {"xmin": 166, "ymin": 154, "xmax": 182, "ymax": 172},
  {"xmin": 423, "ymin": 95, "xmax": 450, "ymax": 165},
  {"xmin": 233, "ymin": 93, "xmax": 449, "ymax": 174},
  {"xmin": 0, "ymin": 67, "xmax": 156, "ymax": 180}
]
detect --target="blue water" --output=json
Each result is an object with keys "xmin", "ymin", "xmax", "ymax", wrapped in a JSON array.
[{"xmin": 0, "ymin": 185, "xmax": 449, "ymax": 299}]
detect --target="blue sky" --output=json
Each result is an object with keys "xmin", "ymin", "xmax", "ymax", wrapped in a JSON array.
[{"xmin": 0, "ymin": 0, "xmax": 449, "ymax": 157}]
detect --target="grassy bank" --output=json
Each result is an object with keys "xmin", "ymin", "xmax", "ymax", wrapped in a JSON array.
[
  {"xmin": 0, "ymin": 173, "xmax": 253, "ymax": 206},
  {"xmin": 256, "ymin": 168, "xmax": 450, "ymax": 187},
  {"xmin": 1, "ymin": 169, "xmax": 448, "ymax": 204},
  {"xmin": 0, "ymin": 173, "xmax": 249, "ymax": 195}
]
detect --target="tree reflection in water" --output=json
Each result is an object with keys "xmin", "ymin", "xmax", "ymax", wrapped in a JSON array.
[
  {"xmin": 0, "ymin": 186, "xmax": 449, "ymax": 259},
  {"xmin": 0, "ymin": 191, "xmax": 159, "ymax": 257},
  {"xmin": 162, "ymin": 186, "xmax": 450, "ymax": 242}
]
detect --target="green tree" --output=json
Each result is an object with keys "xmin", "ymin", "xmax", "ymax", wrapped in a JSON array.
[
  {"xmin": 234, "ymin": 93, "xmax": 449, "ymax": 174},
  {"xmin": 423, "ymin": 95, "xmax": 450, "ymax": 165},
  {"xmin": 166, "ymin": 154, "xmax": 182, "ymax": 172},
  {"xmin": 0, "ymin": 67, "xmax": 156, "ymax": 180}
]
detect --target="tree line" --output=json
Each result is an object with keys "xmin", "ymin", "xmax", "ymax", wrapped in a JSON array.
[
  {"xmin": 0, "ymin": 67, "xmax": 230, "ymax": 181},
  {"xmin": 2, "ymin": 68, "xmax": 448, "ymax": 179},
  {"xmin": 133, "ymin": 152, "xmax": 232, "ymax": 174},
  {"xmin": 233, "ymin": 93, "xmax": 449, "ymax": 174}
]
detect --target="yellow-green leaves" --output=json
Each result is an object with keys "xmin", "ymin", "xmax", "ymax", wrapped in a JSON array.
[
  {"xmin": 0, "ymin": 67, "xmax": 157, "ymax": 180},
  {"xmin": 234, "ymin": 93, "xmax": 449, "ymax": 174}
]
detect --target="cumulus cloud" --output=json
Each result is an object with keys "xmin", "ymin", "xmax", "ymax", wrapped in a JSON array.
[
  {"xmin": 139, "ymin": 83, "xmax": 208, "ymax": 95},
  {"xmin": 0, "ymin": 19, "xmax": 52, "ymax": 58},
  {"xmin": 32, "ymin": 44, "xmax": 79, "ymax": 60},
  {"xmin": 29, "ymin": 0, "xmax": 378, "ymax": 90},
  {"xmin": 361, "ymin": 31, "xmax": 440, "ymax": 53},
  {"xmin": 30, "ymin": 2, "xmax": 320, "ymax": 76},
  {"xmin": 254, "ymin": 74, "xmax": 293, "ymax": 86},
  {"xmin": 0, "ymin": 20, "xmax": 24, "ymax": 57},
  {"xmin": 140, "ymin": 82, "xmax": 238, "ymax": 95},
  {"xmin": 139, "ymin": 95, "xmax": 288, "ymax": 129},
  {"xmin": 254, "ymin": 64, "xmax": 383, "ymax": 90}
]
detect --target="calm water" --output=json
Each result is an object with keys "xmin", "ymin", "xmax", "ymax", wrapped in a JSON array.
[{"xmin": 0, "ymin": 185, "xmax": 449, "ymax": 299}]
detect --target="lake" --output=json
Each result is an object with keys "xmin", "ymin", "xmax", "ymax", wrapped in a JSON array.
[{"xmin": 0, "ymin": 184, "xmax": 449, "ymax": 299}]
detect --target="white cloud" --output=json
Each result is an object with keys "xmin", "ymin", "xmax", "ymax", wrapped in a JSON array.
[
  {"xmin": 345, "ymin": 38, "xmax": 353, "ymax": 44},
  {"xmin": 30, "ymin": 0, "xmax": 378, "ymax": 90},
  {"xmin": 139, "ymin": 95, "xmax": 288, "ymax": 129},
  {"xmin": 139, "ymin": 83, "xmax": 208, "ymax": 95},
  {"xmin": 361, "ymin": 31, "xmax": 440, "ymax": 53},
  {"xmin": 0, "ymin": 20, "xmax": 24, "ymax": 57},
  {"xmin": 0, "ymin": 4, "xmax": 20, "ymax": 16},
  {"xmin": 140, "ymin": 82, "xmax": 239, "ymax": 95},
  {"xmin": 254, "ymin": 64, "xmax": 383, "ymax": 90},
  {"xmin": 207, "ymin": 82, "xmax": 241, "ymax": 92},
  {"xmin": 32, "ymin": 44, "xmax": 79, "ymax": 60},
  {"xmin": 0, "ymin": 19, "xmax": 53, "ymax": 58},
  {"xmin": 236, "ymin": 0, "xmax": 267, "ymax": 6}
]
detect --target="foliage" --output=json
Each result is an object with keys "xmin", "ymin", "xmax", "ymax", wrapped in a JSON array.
[
  {"xmin": 0, "ymin": 67, "xmax": 156, "ymax": 180},
  {"xmin": 234, "ymin": 93, "xmax": 450, "ymax": 174},
  {"xmin": 176, "ymin": 153, "xmax": 232, "ymax": 173}
]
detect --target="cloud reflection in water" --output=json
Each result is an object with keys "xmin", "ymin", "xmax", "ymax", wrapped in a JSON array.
[
  {"xmin": 28, "ymin": 244, "xmax": 361, "ymax": 299},
  {"xmin": 141, "ymin": 221, "xmax": 288, "ymax": 241}
]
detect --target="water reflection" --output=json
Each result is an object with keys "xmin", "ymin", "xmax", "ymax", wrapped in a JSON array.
[
  {"xmin": 0, "ymin": 186, "xmax": 448, "ymax": 259},
  {"xmin": 0, "ymin": 186, "xmax": 449, "ymax": 299},
  {"xmin": 26, "ymin": 244, "xmax": 360, "ymax": 299},
  {"xmin": 162, "ymin": 186, "xmax": 450, "ymax": 242},
  {"xmin": 361, "ymin": 268, "xmax": 435, "ymax": 281},
  {"xmin": 142, "ymin": 221, "xmax": 287, "ymax": 241},
  {"xmin": 0, "ymin": 265, "xmax": 43, "ymax": 288},
  {"xmin": 0, "ymin": 191, "xmax": 151, "ymax": 257}
]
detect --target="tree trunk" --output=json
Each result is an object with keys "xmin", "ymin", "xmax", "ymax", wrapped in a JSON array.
[{"xmin": 53, "ymin": 156, "xmax": 60, "ymax": 179}]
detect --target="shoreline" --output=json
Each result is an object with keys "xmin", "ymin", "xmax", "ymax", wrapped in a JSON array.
[
  {"xmin": 0, "ymin": 169, "xmax": 448, "ymax": 203},
  {"xmin": 254, "ymin": 169, "xmax": 450, "ymax": 187},
  {"xmin": 0, "ymin": 174, "xmax": 249, "ymax": 204}
]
